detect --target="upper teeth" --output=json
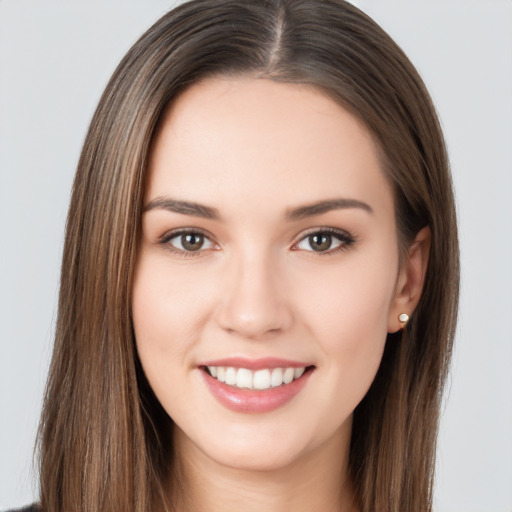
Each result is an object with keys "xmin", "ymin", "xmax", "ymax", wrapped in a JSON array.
[{"xmin": 207, "ymin": 366, "xmax": 306, "ymax": 390}]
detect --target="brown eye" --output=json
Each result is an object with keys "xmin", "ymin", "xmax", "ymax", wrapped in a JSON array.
[
  {"xmin": 165, "ymin": 231, "xmax": 216, "ymax": 253},
  {"xmin": 181, "ymin": 233, "xmax": 204, "ymax": 251},
  {"xmin": 295, "ymin": 229, "xmax": 354, "ymax": 254},
  {"xmin": 308, "ymin": 233, "xmax": 332, "ymax": 252}
]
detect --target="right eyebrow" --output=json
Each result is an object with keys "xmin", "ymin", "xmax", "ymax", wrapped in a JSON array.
[{"xmin": 143, "ymin": 197, "xmax": 221, "ymax": 220}]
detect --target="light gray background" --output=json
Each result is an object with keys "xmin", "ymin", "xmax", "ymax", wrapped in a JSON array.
[{"xmin": 1, "ymin": 1, "xmax": 511, "ymax": 510}]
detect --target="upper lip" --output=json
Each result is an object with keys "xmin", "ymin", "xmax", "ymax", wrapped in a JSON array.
[{"xmin": 199, "ymin": 357, "xmax": 313, "ymax": 370}]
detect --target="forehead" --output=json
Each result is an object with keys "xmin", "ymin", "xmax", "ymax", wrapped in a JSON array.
[{"xmin": 146, "ymin": 77, "xmax": 393, "ymax": 218}]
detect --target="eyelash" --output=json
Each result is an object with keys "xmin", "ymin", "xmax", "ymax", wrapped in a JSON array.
[
  {"xmin": 158, "ymin": 227, "xmax": 356, "ymax": 257},
  {"xmin": 158, "ymin": 228, "xmax": 217, "ymax": 258},
  {"xmin": 292, "ymin": 227, "xmax": 356, "ymax": 256}
]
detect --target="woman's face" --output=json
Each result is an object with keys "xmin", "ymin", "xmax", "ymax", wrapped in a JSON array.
[{"xmin": 132, "ymin": 77, "xmax": 406, "ymax": 471}]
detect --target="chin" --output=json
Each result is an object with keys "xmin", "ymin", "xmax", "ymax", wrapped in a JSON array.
[
  {"xmin": 205, "ymin": 439, "xmax": 310, "ymax": 472},
  {"xmin": 174, "ymin": 413, "xmax": 349, "ymax": 474}
]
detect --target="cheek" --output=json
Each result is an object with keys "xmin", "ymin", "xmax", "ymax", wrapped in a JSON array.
[
  {"xmin": 296, "ymin": 250, "xmax": 397, "ymax": 337},
  {"xmin": 293, "ymin": 251, "xmax": 397, "ymax": 400},
  {"xmin": 131, "ymin": 256, "xmax": 211, "ymax": 394},
  {"xmin": 132, "ymin": 255, "xmax": 213, "ymax": 344}
]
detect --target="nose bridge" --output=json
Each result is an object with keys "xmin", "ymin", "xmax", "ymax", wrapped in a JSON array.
[{"xmin": 217, "ymin": 244, "xmax": 292, "ymax": 338}]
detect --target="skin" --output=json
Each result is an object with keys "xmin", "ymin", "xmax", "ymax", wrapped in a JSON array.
[{"xmin": 132, "ymin": 77, "xmax": 429, "ymax": 512}]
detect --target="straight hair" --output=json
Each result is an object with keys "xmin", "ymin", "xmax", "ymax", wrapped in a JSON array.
[{"xmin": 38, "ymin": 1, "xmax": 459, "ymax": 511}]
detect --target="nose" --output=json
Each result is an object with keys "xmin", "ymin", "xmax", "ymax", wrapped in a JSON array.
[{"xmin": 216, "ymin": 249, "xmax": 293, "ymax": 339}]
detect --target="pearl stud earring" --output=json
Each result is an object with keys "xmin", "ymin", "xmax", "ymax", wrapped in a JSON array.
[{"xmin": 398, "ymin": 313, "xmax": 409, "ymax": 326}]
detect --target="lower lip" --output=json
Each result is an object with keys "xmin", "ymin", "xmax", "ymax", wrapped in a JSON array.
[{"xmin": 200, "ymin": 368, "xmax": 313, "ymax": 414}]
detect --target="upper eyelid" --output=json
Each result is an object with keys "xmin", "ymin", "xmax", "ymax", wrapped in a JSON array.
[
  {"xmin": 158, "ymin": 225, "xmax": 351, "ymax": 236},
  {"xmin": 298, "ymin": 226, "xmax": 351, "ymax": 236},
  {"xmin": 159, "ymin": 227, "xmax": 215, "ymax": 242},
  {"xmin": 292, "ymin": 226, "xmax": 353, "ymax": 243}
]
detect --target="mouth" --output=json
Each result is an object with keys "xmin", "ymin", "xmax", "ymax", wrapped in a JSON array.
[
  {"xmin": 200, "ymin": 365, "xmax": 315, "ymax": 391},
  {"xmin": 197, "ymin": 357, "xmax": 316, "ymax": 413}
]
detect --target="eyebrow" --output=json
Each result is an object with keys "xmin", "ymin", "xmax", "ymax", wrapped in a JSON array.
[
  {"xmin": 286, "ymin": 198, "xmax": 374, "ymax": 220},
  {"xmin": 143, "ymin": 196, "xmax": 373, "ymax": 221},
  {"xmin": 143, "ymin": 197, "xmax": 221, "ymax": 220}
]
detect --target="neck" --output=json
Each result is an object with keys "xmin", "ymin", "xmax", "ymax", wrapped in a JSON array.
[{"xmin": 167, "ymin": 423, "xmax": 358, "ymax": 512}]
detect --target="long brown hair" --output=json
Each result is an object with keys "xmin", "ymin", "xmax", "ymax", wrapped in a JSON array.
[{"xmin": 38, "ymin": 1, "xmax": 459, "ymax": 511}]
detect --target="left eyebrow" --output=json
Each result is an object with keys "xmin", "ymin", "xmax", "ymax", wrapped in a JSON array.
[{"xmin": 286, "ymin": 198, "xmax": 374, "ymax": 220}]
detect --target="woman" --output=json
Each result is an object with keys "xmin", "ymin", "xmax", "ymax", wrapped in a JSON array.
[{"xmin": 22, "ymin": 0, "xmax": 459, "ymax": 511}]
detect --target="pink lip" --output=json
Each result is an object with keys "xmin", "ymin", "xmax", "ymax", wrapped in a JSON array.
[
  {"xmin": 200, "ymin": 357, "xmax": 311, "ymax": 370},
  {"xmin": 198, "ymin": 362, "xmax": 314, "ymax": 414}
]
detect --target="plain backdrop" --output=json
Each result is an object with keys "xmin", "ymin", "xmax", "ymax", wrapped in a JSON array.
[{"xmin": 1, "ymin": 1, "xmax": 511, "ymax": 510}]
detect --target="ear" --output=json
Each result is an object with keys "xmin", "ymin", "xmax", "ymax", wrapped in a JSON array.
[{"xmin": 388, "ymin": 226, "xmax": 431, "ymax": 333}]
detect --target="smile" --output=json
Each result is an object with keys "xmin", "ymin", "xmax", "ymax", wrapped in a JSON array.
[
  {"xmin": 199, "ymin": 361, "xmax": 315, "ymax": 413},
  {"xmin": 205, "ymin": 366, "xmax": 307, "ymax": 390}
]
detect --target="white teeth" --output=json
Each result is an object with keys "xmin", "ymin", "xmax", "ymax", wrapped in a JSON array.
[
  {"xmin": 294, "ymin": 367, "xmax": 305, "ymax": 379},
  {"xmin": 271, "ymin": 368, "xmax": 283, "ymax": 387},
  {"xmin": 216, "ymin": 367, "xmax": 226, "ymax": 383},
  {"xmin": 206, "ymin": 365, "xmax": 308, "ymax": 390},
  {"xmin": 225, "ymin": 367, "xmax": 237, "ymax": 385},
  {"xmin": 253, "ymin": 369, "xmax": 271, "ymax": 390},
  {"xmin": 236, "ymin": 368, "xmax": 253, "ymax": 389},
  {"xmin": 283, "ymin": 367, "xmax": 295, "ymax": 384}
]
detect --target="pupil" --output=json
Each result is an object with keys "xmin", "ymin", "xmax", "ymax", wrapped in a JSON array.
[
  {"xmin": 182, "ymin": 233, "xmax": 203, "ymax": 251},
  {"xmin": 310, "ymin": 233, "xmax": 331, "ymax": 252}
]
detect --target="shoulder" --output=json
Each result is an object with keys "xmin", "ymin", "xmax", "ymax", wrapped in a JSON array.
[{"xmin": 5, "ymin": 505, "xmax": 41, "ymax": 512}]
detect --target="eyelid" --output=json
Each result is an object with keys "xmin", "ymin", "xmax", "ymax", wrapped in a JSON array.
[
  {"xmin": 291, "ymin": 227, "xmax": 356, "ymax": 254},
  {"xmin": 157, "ymin": 226, "xmax": 356, "ymax": 257},
  {"xmin": 158, "ymin": 227, "xmax": 219, "ymax": 256}
]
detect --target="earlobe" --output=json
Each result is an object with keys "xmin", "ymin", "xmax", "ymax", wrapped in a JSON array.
[{"xmin": 388, "ymin": 226, "xmax": 431, "ymax": 333}]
